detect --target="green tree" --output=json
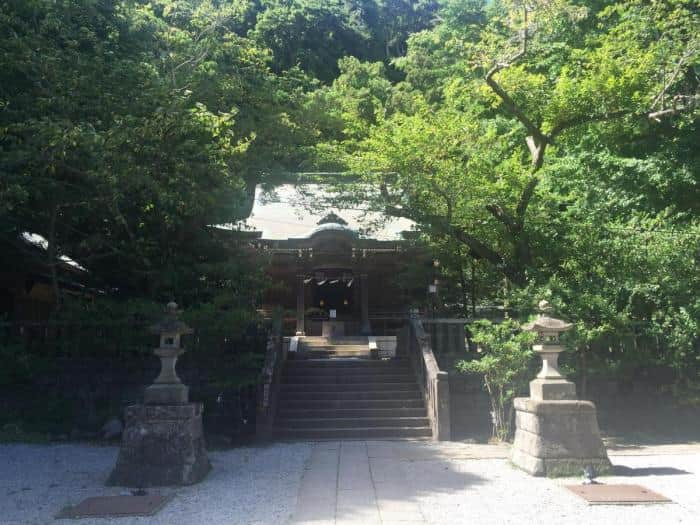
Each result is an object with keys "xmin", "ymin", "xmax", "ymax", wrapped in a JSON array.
[
  {"xmin": 310, "ymin": 0, "xmax": 699, "ymax": 380},
  {"xmin": 0, "ymin": 0, "xmax": 308, "ymax": 309}
]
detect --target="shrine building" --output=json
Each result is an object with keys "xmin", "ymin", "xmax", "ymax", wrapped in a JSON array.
[
  {"xmin": 222, "ymin": 184, "xmax": 471, "ymax": 440},
  {"xmin": 224, "ymin": 184, "xmax": 429, "ymax": 337}
]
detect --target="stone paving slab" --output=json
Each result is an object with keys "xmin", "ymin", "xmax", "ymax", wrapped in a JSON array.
[
  {"xmin": 366, "ymin": 441, "xmax": 511, "ymax": 461},
  {"xmin": 290, "ymin": 440, "xmax": 700, "ymax": 525}
]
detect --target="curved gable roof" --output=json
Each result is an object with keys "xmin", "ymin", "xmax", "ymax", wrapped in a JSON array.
[{"xmin": 230, "ymin": 184, "xmax": 414, "ymax": 241}]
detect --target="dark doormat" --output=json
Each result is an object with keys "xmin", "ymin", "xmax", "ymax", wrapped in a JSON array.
[
  {"xmin": 565, "ymin": 484, "xmax": 672, "ymax": 505},
  {"xmin": 56, "ymin": 495, "xmax": 172, "ymax": 519}
]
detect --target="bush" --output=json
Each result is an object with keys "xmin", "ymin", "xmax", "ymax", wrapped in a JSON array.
[
  {"xmin": 0, "ymin": 339, "xmax": 33, "ymax": 386},
  {"xmin": 457, "ymin": 319, "xmax": 535, "ymax": 441}
]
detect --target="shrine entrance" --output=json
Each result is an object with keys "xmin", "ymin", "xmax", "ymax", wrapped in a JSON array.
[
  {"xmin": 246, "ymin": 208, "xmax": 426, "ymax": 337},
  {"xmin": 310, "ymin": 269, "xmax": 356, "ymax": 318}
]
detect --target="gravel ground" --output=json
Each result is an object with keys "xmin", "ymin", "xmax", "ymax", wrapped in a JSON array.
[
  {"xmin": 1, "ymin": 441, "xmax": 699, "ymax": 525},
  {"xmin": 402, "ymin": 451, "xmax": 700, "ymax": 525},
  {"xmin": 0, "ymin": 442, "xmax": 312, "ymax": 525}
]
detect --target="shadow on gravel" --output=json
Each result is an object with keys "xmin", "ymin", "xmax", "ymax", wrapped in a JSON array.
[
  {"xmin": 613, "ymin": 465, "xmax": 691, "ymax": 477},
  {"xmin": 604, "ymin": 434, "xmax": 700, "ymax": 450}
]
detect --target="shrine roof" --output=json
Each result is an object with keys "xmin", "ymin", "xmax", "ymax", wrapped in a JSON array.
[
  {"xmin": 297, "ymin": 222, "xmax": 359, "ymax": 239},
  {"xmin": 220, "ymin": 184, "xmax": 414, "ymax": 241}
]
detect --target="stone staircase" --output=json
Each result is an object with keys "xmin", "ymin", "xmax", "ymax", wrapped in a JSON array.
[
  {"xmin": 292, "ymin": 336, "xmax": 374, "ymax": 359},
  {"xmin": 274, "ymin": 337, "xmax": 431, "ymax": 439}
]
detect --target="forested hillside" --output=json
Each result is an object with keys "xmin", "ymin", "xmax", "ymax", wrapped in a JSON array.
[
  {"xmin": 307, "ymin": 0, "xmax": 700, "ymax": 381},
  {"xmin": 1, "ymin": 1, "xmax": 698, "ymax": 381}
]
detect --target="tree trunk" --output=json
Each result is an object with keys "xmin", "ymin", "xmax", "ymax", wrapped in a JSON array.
[
  {"xmin": 459, "ymin": 266, "xmax": 470, "ymax": 319},
  {"xmin": 48, "ymin": 205, "xmax": 62, "ymax": 314},
  {"xmin": 580, "ymin": 344, "xmax": 589, "ymax": 399},
  {"xmin": 470, "ymin": 262, "xmax": 477, "ymax": 317}
]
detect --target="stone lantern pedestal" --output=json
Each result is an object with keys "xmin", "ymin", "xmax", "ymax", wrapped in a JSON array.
[
  {"xmin": 511, "ymin": 301, "xmax": 611, "ymax": 477},
  {"xmin": 109, "ymin": 303, "xmax": 210, "ymax": 487}
]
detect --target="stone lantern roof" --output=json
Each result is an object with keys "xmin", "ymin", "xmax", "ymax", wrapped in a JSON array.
[
  {"xmin": 522, "ymin": 316, "xmax": 573, "ymax": 333},
  {"xmin": 149, "ymin": 302, "xmax": 193, "ymax": 335},
  {"xmin": 522, "ymin": 300, "xmax": 572, "ymax": 334}
]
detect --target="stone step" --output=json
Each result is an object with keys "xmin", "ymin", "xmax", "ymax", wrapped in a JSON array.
[
  {"xmin": 278, "ymin": 416, "xmax": 430, "ymax": 429},
  {"xmin": 297, "ymin": 348, "xmax": 371, "ymax": 355},
  {"xmin": 283, "ymin": 369, "xmax": 412, "ymax": 379},
  {"xmin": 279, "ymin": 390, "xmax": 422, "ymax": 401},
  {"xmin": 274, "ymin": 340, "xmax": 428, "ymax": 440},
  {"xmin": 298, "ymin": 352, "xmax": 373, "ymax": 359},
  {"xmin": 278, "ymin": 399, "xmax": 425, "ymax": 410},
  {"xmin": 278, "ymin": 407, "xmax": 427, "ymax": 419},
  {"xmin": 280, "ymin": 382, "xmax": 419, "ymax": 393},
  {"xmin": 300, "ymin": 337, "xmax": 369, "ymax": 345},
  {"xmin": 284, "ymin": 358, "xmax": 409, "ymax": 368},
  {"xmin": 275, "ymin": 426, "xmax": 433, "ymax": 439},
  {"xmin": 281, "ymin": 374, "xmax": 415, "ymax": 384},
  {"xmin": 300, "ymin": 343, "xmax": 369, "ymax": 350}
]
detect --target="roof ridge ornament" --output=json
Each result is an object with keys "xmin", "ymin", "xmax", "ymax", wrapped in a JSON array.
[{"xmin": 317, "ymin": 212, "xmax": 348, "ymax": 225}]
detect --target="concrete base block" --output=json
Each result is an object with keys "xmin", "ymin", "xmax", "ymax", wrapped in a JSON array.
[
  {"xmin": 511, "ymin": 397, "xmax": 611, "ymax": 477},
  {"xmin": 529, "ymin": 378, "xmax": 576, "ymax": 400},
  {"xmin": 144, "ymin": 383, "xmax": 189, "ymax": 405},
  {"xmin": 108, "ymin": 403, "xmax": 211, "ymax": 487}
]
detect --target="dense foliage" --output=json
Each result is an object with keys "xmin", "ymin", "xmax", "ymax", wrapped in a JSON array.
[
  {"xmin": 0, "ymin": 0, "xmax": 308, "ymax": 315},
  {"xmin": 1, "ymin": 0, "xmax": 698, "ymax": 398},
  {"xmin": 310, "ymin": 0, "xmax": 700, "ymax": 382}
]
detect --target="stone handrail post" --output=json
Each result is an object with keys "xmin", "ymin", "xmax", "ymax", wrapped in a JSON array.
[
  {"xmin": 256, "ymin": 312, "xmax": 286, "ymax": 438},
  {"xmin": 407, "ymin": 318, "xmax": 451, "ymax": 441}
]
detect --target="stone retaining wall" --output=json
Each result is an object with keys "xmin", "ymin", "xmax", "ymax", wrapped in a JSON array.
[
  {"xmin": 4, "ymin": 354, "xmax": 698, "ymax": 443},
  {"xmin": 1, "ymin": 354, "xmax": 259, "ymax": 439},
  {"xmin": 448, "ymin": 371, "xmax": 700, "ymax": 442}
]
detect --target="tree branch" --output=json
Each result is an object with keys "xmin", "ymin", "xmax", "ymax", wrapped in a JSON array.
[
  {"xmin": 484, "ymin": 6, "xmax": 548, "ymax": 166},
  {"xmin": 549, "ymin": 93, "xmax": 699, "ymax": 137},
  {"xmin": 549, "ymin": 110, "xmax": 631, "ymax": 139},
  {"xmin": 648, "ymin": 94, "xmax": 699, "ymax": 122},
  {"xmin": 651, "ymin": 44, "xmax": 699, "ymax": 110},
  {"xmin": 485, "ymin": 203, "xmax": 520, "ymax": 232},
  {"xmin": 428, "ymin": 179, "xmax": 454, "ymax": 222},
  {"xmin": 380, "ymin": 183, "xmax": 524, "ymax": 285},
  {"xmin": 516, "ymin": 176, "xmax": 539, "ymax": 222}
]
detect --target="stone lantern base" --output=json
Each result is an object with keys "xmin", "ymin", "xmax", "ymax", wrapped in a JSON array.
[
  {"xmin": 108, "ymin": 403, "xmax": 211, "ymax": 487},
  {"xmin": 511, "ymin": 398, "xmax": 611, "ymax": 477}
]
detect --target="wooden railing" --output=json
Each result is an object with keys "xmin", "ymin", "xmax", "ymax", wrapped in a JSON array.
[
  {"xmin": 406, "ymin": 318, "xmax": 451, "ymax": 440},
  {"xmin": 256, "ymin": 314, "xmax": 286, "ymax": 438}
]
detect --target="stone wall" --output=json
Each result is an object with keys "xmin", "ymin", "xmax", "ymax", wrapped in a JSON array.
[
  {"xmin": 446, "ymin": 369, "xmax": 700, "ymax": 442},
  {"xmin": 580, "ymin": 377, "xmax": 700, "ymax": 440},
  {"xmin": 448, "ymin": 372, "xmax": 492, "ymax": 440}
]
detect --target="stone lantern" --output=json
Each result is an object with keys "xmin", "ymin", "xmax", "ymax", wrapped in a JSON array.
[
  {"xmin": 109, "ymin": 302, "xmax": 210, "ymax": 487},
  {"xmin": 144, "ymin": 302, "xmax": 192, "ymax": 405},
  {"xmin": 522, "ymin": 300, "xmax": 576, "ymax": 401},
  {"xmin": 510, "ymin": 300, "xmax": 611, "ymax": 477}
]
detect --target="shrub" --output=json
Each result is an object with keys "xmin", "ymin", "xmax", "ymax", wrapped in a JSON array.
[{"xmin": 457, "ymin": 319, "xmax": 535, "ymax": 441}]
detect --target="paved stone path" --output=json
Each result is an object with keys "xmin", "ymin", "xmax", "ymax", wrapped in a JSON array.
[{"xmin": 291, "ymin": 440, "xmax": 700, "ymax": 525}]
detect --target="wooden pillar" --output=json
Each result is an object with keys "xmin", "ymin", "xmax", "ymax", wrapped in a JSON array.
[
  {"xmin": 360, "ymin": 273, "xmax": 370, "ymax": 335},
  {"xmin": 295, "ymin": 274, "xmax": 305, "ymax": 336}
]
